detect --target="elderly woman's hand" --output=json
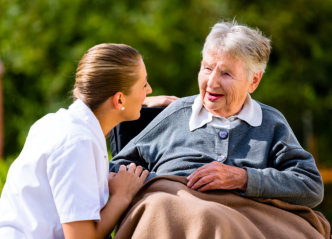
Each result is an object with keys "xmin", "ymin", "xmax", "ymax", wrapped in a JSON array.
[
  {"xmin": 186, "ymin": 161, "xmax": 248, "ymax": 192},
  {"xmin": 143, "ymin": 95, "xmax": 178, "ymax": 107}
]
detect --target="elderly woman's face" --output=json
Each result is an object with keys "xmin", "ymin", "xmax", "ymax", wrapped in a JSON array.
[{"xmin": 198, "ymin": 50, "xmax": 259, "ymax": 118}]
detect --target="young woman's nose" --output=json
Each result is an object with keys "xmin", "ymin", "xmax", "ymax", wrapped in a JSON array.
[{"xmin": 146, "ymin": 83, "xmax": 152, "ymax": 95}]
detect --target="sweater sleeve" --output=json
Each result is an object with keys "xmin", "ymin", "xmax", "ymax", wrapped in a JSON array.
[
  {"xmin": 243, "ymin": 120, "xmax": 324, "ymax": 208},
  {"xmin": 109, "ymin": 141, "xmax": 159, "ymax": 181}
]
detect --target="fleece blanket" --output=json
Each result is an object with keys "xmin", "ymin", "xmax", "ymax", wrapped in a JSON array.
[{"xmin": 114, "ymin": 175, "xmax": 331, "ymax": 239}]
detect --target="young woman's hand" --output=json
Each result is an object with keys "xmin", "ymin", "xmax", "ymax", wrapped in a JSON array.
[
  {"xmin": 108, "ymin": 163, "xmax": 149, "ymax": 201},
  {"xmin": 143, "ymin": 95, "xmax": 178, "ymax": 107}
]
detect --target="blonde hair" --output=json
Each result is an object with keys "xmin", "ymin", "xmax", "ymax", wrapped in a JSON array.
[{"xmin": 73, "ymin": 43, "xmax": 142, "ymax": 110}]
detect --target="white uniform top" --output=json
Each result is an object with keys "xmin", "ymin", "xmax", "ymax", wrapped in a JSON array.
[{"xmin": 0, "ymin": 99, "xmax": 109, "ymax": 239}]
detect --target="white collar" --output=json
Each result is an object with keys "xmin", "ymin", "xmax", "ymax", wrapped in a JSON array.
[
  {"xmin": 189, "ymin": 94, "xmax": 262, "ymax": 131},
  {"xmin": 69, "ymin": 99, "xmax": 106, "ymax": 151}
]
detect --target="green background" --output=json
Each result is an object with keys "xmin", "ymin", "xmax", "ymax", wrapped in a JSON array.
[{"xmin": 1, "ymin": 0, "xmax": 331, "ymax": 224}]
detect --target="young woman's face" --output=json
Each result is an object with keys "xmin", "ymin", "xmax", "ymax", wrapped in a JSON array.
[{"xmin": 123, "ymin": 59, "xmax": 152, "ymax": 120}]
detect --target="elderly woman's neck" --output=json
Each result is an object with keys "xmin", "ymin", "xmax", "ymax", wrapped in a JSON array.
[{"xmin": 208, "ymin": 105, "xmax": 244, "ymax": 118}]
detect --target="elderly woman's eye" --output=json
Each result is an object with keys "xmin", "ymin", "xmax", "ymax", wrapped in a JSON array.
[
  {"xmin": 203, "ymin": 66, "xmax": 212, "ymax": 73},
  {"xmin": 222, "ymin": 72, "xmax": 232, "ymax": 78}
]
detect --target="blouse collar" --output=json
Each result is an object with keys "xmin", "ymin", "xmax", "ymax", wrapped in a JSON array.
[{"xmin": 189, "ymin": 94, "xmax": 262, "ymax": 131}]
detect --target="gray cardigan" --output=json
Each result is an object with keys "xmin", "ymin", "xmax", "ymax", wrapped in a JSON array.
[{"xmin": 110, "ymin": 95, "xmax": 323, "ymax": 207}]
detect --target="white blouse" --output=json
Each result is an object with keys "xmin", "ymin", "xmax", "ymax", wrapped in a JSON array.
[{"xmin": 0, "ymin": 99, "xmax": 109, "ymax": 239}]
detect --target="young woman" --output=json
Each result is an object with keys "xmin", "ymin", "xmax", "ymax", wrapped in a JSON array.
[{"xmin": 0, "ymin": 43, "xmax": 176, "ymax": 239}]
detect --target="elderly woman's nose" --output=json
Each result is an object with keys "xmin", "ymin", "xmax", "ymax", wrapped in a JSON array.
[{"xmin": 207, "ymin": 71, "xmax": 220, "ymax": 87}]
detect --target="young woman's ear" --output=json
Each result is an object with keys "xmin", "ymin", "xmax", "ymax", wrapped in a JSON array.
[{"xmin": 112, "ymin": 92, "xmax": 125, "ymax": 110}]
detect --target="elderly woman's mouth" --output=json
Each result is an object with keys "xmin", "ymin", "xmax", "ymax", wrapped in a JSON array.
[{"xmin": 206, "ymin": 92, "xmax": 224, "ymax": 101}]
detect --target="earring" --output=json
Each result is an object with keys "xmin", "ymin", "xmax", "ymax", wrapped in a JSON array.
[{"xmin": 120, "ymin": 106, "xmax": 125, "ymax": 111}]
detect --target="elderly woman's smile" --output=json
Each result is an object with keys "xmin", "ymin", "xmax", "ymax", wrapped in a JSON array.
[{"xmin": 206, "ymin": 91, "xmax": 224, "ymax": 101}]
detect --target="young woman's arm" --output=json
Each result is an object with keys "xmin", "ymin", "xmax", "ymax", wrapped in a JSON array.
[{"xmin": 62, "ymin": 163, "xmax": 148, "ymax": 239}]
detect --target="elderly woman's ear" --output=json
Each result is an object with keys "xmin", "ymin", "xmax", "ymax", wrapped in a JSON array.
[{"xmin": 248, "ymin": 71, "xmax": 263, "ymax": 93}]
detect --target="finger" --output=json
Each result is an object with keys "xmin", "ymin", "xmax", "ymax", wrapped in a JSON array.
[
  {"xmin": 197, "ymin": 181, "xmax": 219, "ymax": 192},
  {"xmin": 134, "ymin": 165, "xmax": 143, "ymax": 177},
  {"xmin": 187, "ymin": 166, "xmax": 212, "ymax": 186},
  {"xmin": 168, "ymin": 96, "xmax": 179, "ymax": 100},
  {"xmin": 187, "ymin": 167, "xmax": 203, "ymax": 181},
  {"xmin": 119, "ymin": 165, "xmax": 127, "ymax": 172},
  {"xmin": 190, "ymin": 175, "xmax": 214, "ymax": 190},
  {"xmin": 139, "ymin": 170, "xmax": 149, "ymax": 183},
  {"xmin": 187, "ymin": 171, "xmax": 205, "ymax": 188},
  {"xmin": 189, "ymin": 161, "xmax": 224, "ymax": 180},
  {"xmin": 128, "ymin": 163, "xmax": 136, "ymax": 173},
  {"xmin": 108, "ymin": 172, "xmax": 117, "ymax": 180}
]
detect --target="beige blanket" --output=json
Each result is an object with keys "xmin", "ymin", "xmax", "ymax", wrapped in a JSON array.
[{"xmin": 114, "ymin": 175, "xmax": 331, "ymax": 239}]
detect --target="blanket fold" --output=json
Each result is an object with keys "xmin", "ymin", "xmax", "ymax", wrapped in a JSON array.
[{"xmin": 114, "ymin": 175, "xmax": 331, "ymax": 239}]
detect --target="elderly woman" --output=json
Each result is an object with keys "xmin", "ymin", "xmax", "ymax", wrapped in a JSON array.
[{"xmin": 110, "ymin": 21, "xmax": 329, "ymax": 238}]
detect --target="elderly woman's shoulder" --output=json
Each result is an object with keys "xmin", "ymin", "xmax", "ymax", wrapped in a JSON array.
[
  {"xmin": 257, "ymin": 101, "xmax": 288, "ymax": 123},
  {"xmin": 171, "ymin": 95, "xmax": 197, "ymax": 105},
  {"xmin": 149, "ymin": 95, "xmax": 197, "ymax": 123},
  {"xmin": 163, "ymin": 95, "xmax": 197, "ymax": 111}
]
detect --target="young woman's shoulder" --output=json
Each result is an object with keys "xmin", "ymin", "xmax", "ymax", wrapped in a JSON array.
[{"xmin": 27, "ymin": 108, "xmax": 95, "ymax": 154}]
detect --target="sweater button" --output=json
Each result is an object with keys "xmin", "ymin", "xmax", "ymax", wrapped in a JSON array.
[{"xmin": 219, "ymin": 130, "xmax": 228, "ymax": 139}]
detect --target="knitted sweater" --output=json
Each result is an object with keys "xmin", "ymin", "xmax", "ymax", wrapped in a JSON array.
[{"xmin": 110, "ymin": 95, "xmax": 323, "ymax": 207}]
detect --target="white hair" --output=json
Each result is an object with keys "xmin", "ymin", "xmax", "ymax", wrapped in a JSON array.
[{"xmin": 203, "ymin": 20, "xmax": 271, "ymax": 75}]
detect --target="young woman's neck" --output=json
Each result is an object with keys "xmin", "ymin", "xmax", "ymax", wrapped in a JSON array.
[{"xmin": 93, "ymin": 102, "xmax": 123, "ymax": 137}]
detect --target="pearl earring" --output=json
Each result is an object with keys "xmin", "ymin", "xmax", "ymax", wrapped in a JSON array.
[{"xmin": 120, "ymin": 106, "xmax": 125, "ymax": 111}]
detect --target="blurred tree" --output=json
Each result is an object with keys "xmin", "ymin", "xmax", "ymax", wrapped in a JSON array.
[
  {"xmin": 0, "ymin": 0, "xmax": 332, "ymax": 167},
  {"xmin": 0, "ymin": 60, "xmax": 3, "ymax": 160},
  {"xmin": 226, "ymin": 0, "xmax": 332, "ymax": 166}
]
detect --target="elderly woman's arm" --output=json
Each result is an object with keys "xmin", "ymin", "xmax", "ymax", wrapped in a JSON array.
[
  {"xmin": 244, "ymin": 145, "xmax": 323, "ymax": 208},
  {"xmin": 188, "ymin": 119, "xmax": 324, "ymax": 208},
  {"xmin": 187, "ymin": 151, "xmax": 323, "ymax": 208}
]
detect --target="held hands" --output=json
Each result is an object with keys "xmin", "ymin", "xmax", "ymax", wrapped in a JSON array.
[
  {"xmin": 187, "ymin": 161, "xmax": 248, "ymax": 192},
  {"xmin": 108, "ymin": 163, "xmax": 149, "ymax": 202},
  {"xmin": 143, "ymin": 95, "xmax": 179, "ymax": 107}
]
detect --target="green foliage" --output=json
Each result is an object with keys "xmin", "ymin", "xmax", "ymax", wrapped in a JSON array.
[
  {"xmin": 1, "ymin": 0, "xmax": 332, "ymax": 168},
  {"xmin": 0, "ymin": 157, "xmax": 14, "ymax": 193},
  {"xmin": 228, "ymin": 0, "xmax": 332, "ymax": 167}
]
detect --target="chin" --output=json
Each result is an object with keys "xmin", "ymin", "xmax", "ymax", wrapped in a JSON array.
[
  {"xmin": 131, "ymin": 112, "xmax": 141, "ymax": 121},
  {"xmin": 203, "ymin": 102, "xmax": 217, "ymax": 111}
]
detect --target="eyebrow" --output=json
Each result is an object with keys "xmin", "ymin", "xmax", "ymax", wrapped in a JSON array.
[{"xmin": 202, "ymin": 60, "xmax": 215, "ymax": 67}]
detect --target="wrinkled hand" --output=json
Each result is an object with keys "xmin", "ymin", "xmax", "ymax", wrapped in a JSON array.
[
  {"xmin": 186, "ymin": 161, "xmax": 248, "ymax": 192},
  {"xmin": 108, "ymin": 163, "xmax": 149, "ymax": 201},
  {"xmin": 143, "ymin": 95, "xmax": 179, "ymax": 107}
]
